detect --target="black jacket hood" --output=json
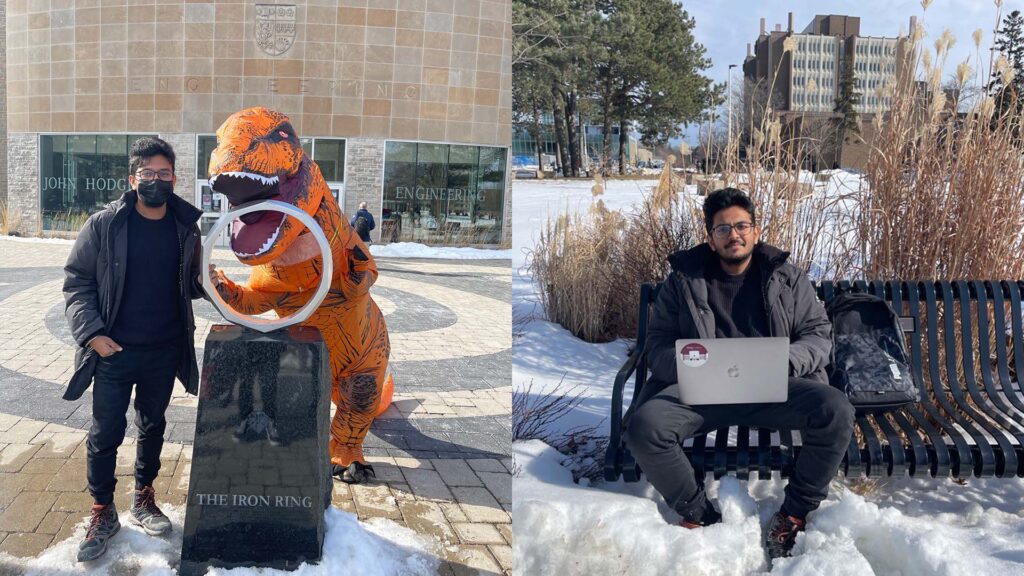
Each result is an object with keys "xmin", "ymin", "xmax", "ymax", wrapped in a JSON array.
[
  {"xmin": 108, "ymin": 190, "xmax": 203, "ymax": 227},
  {"xmin": 667, "ymin": 242, "xmax": 790, "ymax": 276}
]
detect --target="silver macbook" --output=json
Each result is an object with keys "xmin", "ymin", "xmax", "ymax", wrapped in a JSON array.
[{"xmin": 675, "ymin": 337, "xmax": 790, "ymax": 405}]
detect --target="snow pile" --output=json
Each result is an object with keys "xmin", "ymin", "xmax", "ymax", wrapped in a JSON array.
[
  {"xmin": 0, "ymin": 235, "xmax": 76, "ymax": 245},
  {"xmin": 514, "ymin": 440, "xmax": 767, "ymax": 576},
  {"xmin": 370, "ymin": 242, "xmax": 511, "ymax": 260},
  {"xmin": 0, "ymin": 505, "xmax": 440, "ymax": 576},
  {"xmin": 514, "ymin": 440, "xmax": 1024, "ymax": 576}
]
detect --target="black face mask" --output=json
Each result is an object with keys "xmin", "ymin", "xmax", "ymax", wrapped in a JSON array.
[{"xmin": 136, "ymin": 179, "xmax": 173, "ymax": 207}]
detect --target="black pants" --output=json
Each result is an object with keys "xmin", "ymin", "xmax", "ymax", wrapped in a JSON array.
[
  {"xmin": 624, "ymin": 378, "xmax": 855, "ymax": 520},
  {"xmin": 86, "ymin": 346, "xmax": 179, "ymax": 505}
]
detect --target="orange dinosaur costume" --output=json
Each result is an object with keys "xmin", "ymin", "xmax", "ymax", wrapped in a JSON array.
[{"xmin": 206, "ymin": 107, "xmax": 391, "ymax": 482}]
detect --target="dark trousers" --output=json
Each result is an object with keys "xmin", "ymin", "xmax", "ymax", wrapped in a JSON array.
[
  {"xmin": 624, "ymin": 378, "xmax": 855, "ymax": 520},
  {"xmin": 86, "ymin": 346, "xmax": 179, "ymax": 505}
]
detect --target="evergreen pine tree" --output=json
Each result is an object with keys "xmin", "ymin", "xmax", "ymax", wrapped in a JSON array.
[
  {"xmin": 989, "ymin": 10, "xmax": 1024, "ymax": 121},
  {"xmin": 832, "ymin": 56, "xmax": 861, "ymax": 167}
]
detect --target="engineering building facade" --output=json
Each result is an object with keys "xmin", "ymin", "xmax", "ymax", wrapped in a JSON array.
[{"xmin": 4, "ymin": 0, "xmax": 512, "ymax": 245}]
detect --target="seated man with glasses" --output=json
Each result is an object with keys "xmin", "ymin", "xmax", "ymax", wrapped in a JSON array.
[
  {"xmin": 64, "ymin": 137, "xmax": 205, "ymax": 561},
  {"xmin": 623, "ymin": 187, "xmax": 854, "ymax": 561}
]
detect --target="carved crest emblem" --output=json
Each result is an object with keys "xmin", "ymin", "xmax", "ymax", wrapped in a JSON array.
[{"xmin": 255, "ymin": 4, "xmax": 297, "ymax": 57}]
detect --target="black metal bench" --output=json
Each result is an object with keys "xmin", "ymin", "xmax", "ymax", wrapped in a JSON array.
[{"xmin": 604, "ymin": 280, "xmax": 1024, "ymax": 482}]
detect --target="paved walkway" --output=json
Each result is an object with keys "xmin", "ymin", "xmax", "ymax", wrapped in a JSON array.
[{"xmin": 0, "ymin": 238, "xmax": 512, "ymax": 575}]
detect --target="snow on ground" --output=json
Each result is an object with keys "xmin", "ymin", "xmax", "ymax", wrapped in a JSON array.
[
  {"xmin": 0, "ymin": 505, "xmax": 439, "ymax": 576},
  {"xmin": 0, "ymin": 235, "xmax": 76, "ymax": 245},
  {"xmin": 514, "ymin": 439, "xmax": 1024, "ymax": 576},
  {"xmin": 0, "ymin": 235, "xmax": 510, "ymax": 260},
  {"xmin": 512, "ymin": 175, "xmax": 1024, "ymax": 576},
  {"xmin": 369, "ymin": 242, "xmax": 511, "ymax": 260}
]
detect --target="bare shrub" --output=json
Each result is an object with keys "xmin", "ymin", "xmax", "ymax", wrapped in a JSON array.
[
  {"xmin": 859, "ymin": 36, "xmax": 1024, "ymax": 282},
  {"xmin": 529, "ymin": 189, "xmax": 625, "ymax": 342},
  {"xmin": 0, "ymin": 201, "xmax": 24, "ymax": 236},
  {"xmin": 513, "ymin": 380, "xmax": 608, "ymax": 481},
  {"xmin": 513, "ymin": 379, "xmax": 608, "ymax": 484}
]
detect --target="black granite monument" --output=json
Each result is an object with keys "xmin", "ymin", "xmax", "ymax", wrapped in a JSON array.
[{"xmin": 179, "ymin": 325, "xmax": 333, "ymax": 575}]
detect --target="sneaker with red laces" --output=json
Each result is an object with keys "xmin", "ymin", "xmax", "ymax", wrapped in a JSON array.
[
  {"xmin": 765, "ymin": 511, "xmax": 806, "ymax": 560},
  {"xmin": 678, "ymin": 500, "xmax": 722, "ymax": 529},
  {"xmin": 130, "ymin": 485, "xmax": 171, "ymax": 536},
  {"xmin": 77, "ymin": 503, "xmax": 120, "ymax": 562}
]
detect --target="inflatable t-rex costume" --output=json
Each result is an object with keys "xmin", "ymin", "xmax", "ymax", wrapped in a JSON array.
[{"xmin": 207, "ymin": 107, "xmax": 390, "ymax": 483}]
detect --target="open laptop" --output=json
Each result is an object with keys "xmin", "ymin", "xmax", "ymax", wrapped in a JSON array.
[{"xmin": 675, "ymin": 337, "xmax": 790, "ymax": 405}]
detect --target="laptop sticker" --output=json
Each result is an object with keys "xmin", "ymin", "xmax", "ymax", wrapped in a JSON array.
[{"xmin": 680, "ymin": 343, "xmax": 709, "ymax": 368}]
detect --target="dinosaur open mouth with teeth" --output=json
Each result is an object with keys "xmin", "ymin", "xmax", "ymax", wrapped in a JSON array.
[
  {"xmin": 208, "ymin": 171, "xmax": 286, "ymax": 257},
  {"xmin": 206, "ymin": 107, "xmax": 321, "ymax": 266}
]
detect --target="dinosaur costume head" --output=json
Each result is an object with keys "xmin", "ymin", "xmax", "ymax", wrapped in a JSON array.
[{"xmin": 208, "ymin": 107, "xmax": 326, "ymax": 265}]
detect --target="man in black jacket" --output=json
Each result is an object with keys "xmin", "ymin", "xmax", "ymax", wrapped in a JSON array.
[
  {"xmin": 624, "ymin": 188, "xmax": 854, "ymax": 560},
  {"xmin": 63, "ymin": 137, "xmax": 205, "ymax": 562}
]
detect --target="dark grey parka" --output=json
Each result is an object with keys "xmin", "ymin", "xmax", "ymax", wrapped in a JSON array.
[
  {"xmin": 62, "ymin": 191, "xmax": 205, "ymax": 401},
  {"xmin": 639, "ymin": 242, "xmax": 833, "ymax": 404}
]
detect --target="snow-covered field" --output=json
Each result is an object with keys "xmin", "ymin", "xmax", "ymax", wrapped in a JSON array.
[
  {"xmin": 0, "ymin": 505, "xmax": 439, "ymax": 575},
  {"xmin": 1, "ymin": 235, "xmax": 510, "ymax": 260},
  {"xmin": 511, "ymin": 177, "xmax": 1024, "ymax": 576},
  {"xmin": 369, "ymin": 242, "xmax": 511, "ymax": 260}
]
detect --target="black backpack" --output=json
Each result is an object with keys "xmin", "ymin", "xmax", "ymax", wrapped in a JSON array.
[
  {"xmin": 354, "ymin": 216, "xmax": 370, "ymax": 238},
  {"xmin": 825, "ymin": 292, "xmax": 919, "ymax": 413}
]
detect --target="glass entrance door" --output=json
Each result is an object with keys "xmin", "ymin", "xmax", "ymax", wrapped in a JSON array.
[{"xmin": 196, "ymin": 181, "xmax": 230, "ymax": 248}]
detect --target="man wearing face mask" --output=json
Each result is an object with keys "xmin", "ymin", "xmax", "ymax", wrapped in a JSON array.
[{"xmin": 63, "ymin": 137, "xmax": 205, "ymax": 562}]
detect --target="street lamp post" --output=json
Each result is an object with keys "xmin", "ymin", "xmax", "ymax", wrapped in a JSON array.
[{"xmin": 727, "ymin": 64, "xmax": 737, "ymax": 143}]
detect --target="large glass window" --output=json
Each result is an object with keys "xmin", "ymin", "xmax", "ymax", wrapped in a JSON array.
[
  {"xmin": 196, "ymin": 135, "xmax": 340, "ymax": 182},
  {"xmin": 382, "ymin": 141, "xmax": 507, "ymax": 245},
  {"xmin": 40, "ymin": 134, "xmax": 155, "ymax": 231}
]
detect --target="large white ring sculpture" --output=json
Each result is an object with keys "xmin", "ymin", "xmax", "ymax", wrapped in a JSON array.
[{"xmin": 201, "ymin": 199, "xmax": 332, "ymax": 333}]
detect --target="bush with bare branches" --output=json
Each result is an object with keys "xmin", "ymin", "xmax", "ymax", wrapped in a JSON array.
[{"xmin": 513, "ymin": 379, "xmax": 608, "ymax": 483}]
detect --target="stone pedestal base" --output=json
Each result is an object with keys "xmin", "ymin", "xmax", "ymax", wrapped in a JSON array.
[{"xmin": 180, "ymin": 325, "xmax": 332, "ymax": 575}]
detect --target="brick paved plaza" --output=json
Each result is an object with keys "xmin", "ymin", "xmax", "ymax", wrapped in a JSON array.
[{"xmin": 0, "ymin": 238, "xmax": 512, "ymax": 575}]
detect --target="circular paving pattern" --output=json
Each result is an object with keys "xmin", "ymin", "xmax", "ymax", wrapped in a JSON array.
[{"xmin": 0, "ymin": 239, "xmax": 512, "ymax": 458}]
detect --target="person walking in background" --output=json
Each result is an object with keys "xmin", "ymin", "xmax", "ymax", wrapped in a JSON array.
[{"xmin": 350, "ymin": 201, "xmax": 375, "ymax": 244}]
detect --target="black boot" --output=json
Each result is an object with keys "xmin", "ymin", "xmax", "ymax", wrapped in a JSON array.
[
  {"xmin": 679, "ymin": 500, "xmax": 722, "ymax": 529},
  {"xmin": 765, "ymin": 510, "xmax": 807, "ymax": 561}
]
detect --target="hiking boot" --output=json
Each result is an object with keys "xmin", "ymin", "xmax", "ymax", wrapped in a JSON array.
[
  {"xmin": 331, "ymin": 462, "xmax": 376, "ymax": 484},
  {"xmin": 765, "ymin": 511, "xmax": 807, "ymax": 560},
  {"xmin": 679, "ymin": 500, "xmax": 722, "ymax": 529},
  {"xmin": 130, "ymin": 486, "xmax": 171, "ymax": 536},
  {"xmin": 77, "ymin": 503, "xmax": 120, "ymax": 562}
]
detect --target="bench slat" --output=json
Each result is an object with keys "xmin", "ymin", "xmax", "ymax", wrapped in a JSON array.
[
  {"xmin": 912, "ymin": 283, "xmax": 979, "ymax": 476},
  {"xmin": 990, "ymin": 284, "xmax": 1024, "ymax": 427},
  {"xmin": 736, "ymin": 426, "xmax": 751, "ymax": 480},
  {"xmin": 938, "ymin": 283, "xmax": 1006, "ymax": 475},
  {"xmin": 873, "ymin": 412, "xmax": 905, "ymax": 477}
]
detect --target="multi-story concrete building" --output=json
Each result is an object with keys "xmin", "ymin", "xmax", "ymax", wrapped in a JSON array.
[
  {"xmin": 742, "ymin": 13, "xmax": 910, "ymax": 168},
  {"xmin": 4, "ymin": 0, "xmax": 512, "ymax": 246}
]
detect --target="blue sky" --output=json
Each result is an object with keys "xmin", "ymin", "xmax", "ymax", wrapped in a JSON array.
[{"xmin": 677, "ymin": 0, "xmax": 1024, "ymax": 144}]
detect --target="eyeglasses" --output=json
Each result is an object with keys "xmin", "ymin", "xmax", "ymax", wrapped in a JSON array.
[
  {"xmin": 136, "ymin": 169, "xmax": 174, "ymax": 181},
  {"xmin": 711, "ymin": 222, "xmax": 755, "ymax": 238}
]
